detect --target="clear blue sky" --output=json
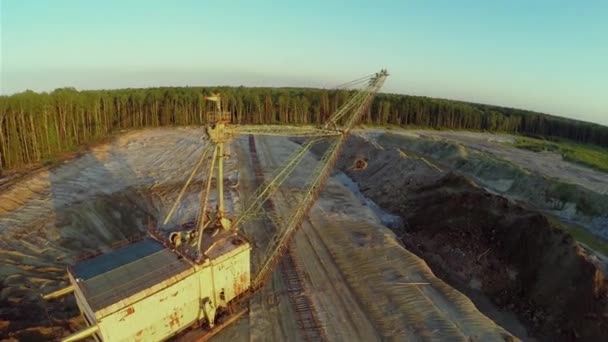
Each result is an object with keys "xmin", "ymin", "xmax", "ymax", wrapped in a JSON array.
[{"xmin": 1, "ymin": 0, "xmax": 606, "ymax": 125}]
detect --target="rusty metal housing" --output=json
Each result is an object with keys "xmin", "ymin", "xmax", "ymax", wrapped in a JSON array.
[{"xmin": 66, "ymin": 236, "xmax": 251, "ymax": 341}]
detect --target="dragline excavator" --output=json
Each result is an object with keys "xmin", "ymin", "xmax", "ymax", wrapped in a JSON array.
[{"xmin": 43, "ymin": 70, "xmax": 389, "ymax": 342}]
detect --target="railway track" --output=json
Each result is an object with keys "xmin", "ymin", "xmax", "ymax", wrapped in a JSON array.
[{"xmin": 248, "ymin": 135, "xmax": 327, "ymax": 341}]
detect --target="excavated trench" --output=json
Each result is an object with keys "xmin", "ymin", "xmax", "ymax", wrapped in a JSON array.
[
  {"xmin": 2, "ymin": 128, "xmax": 607, "ymax": 341},
  {"xmin": 326, "ymin": 135, "xmax": 608, "ymax": 341}
]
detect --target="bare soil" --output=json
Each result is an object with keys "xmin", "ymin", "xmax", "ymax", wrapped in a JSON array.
[
  {"xmin": 408, "ymin": 130, "xmax": 608, "ymax": 195},
  {"xmin": 334, "ymin": 134, "xmax": 608, "ymax": 341},
  {"xmin": 366, "ymin": 129, "xmax": 608, "ymax": 240},
  {"xmin": 0, "ymin": 128, "xmax": 516, "ymax": 341}
]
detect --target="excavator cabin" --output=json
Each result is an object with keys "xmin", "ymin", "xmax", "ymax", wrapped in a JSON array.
[{"xmin": 50, "ymin": 232, "xmax": 251, "ymax": 342}]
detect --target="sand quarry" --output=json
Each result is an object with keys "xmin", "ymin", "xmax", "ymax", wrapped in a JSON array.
[{"xmin": 1, "ymin": 127, "xmax": 607, "ymax": 341}]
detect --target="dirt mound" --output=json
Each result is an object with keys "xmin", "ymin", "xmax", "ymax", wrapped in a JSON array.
[
  {"xmin": 376, "ymin": 132, "xmax": 608, "ymax": 240},
  {"xmin": 335, "ymin": 136, "xmax": 608, "ymax": 341}
]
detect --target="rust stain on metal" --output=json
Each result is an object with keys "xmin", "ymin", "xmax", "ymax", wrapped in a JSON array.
[
  {"xmin": 134, "ymin": 329, "xmax": 144, "ymax": 342},
  {"xmin": 233, "ymin": 272, "xmax": 248, "ymax": 295},
  {"xmin": 119, "ymin": 306, "xmax": 136, "ymax": 321},
  {"xmin": 168, "ymin": 310, "xmax": 181, "ymax": 330}
]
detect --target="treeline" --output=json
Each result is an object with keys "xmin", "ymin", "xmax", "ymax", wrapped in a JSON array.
[{"xmin": 1, "ymin": 86, "xmax": 607, "ymax": 171}]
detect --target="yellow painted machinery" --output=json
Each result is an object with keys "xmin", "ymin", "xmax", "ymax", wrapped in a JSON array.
[{"xmin": 43, "ymin": 70, "xmax": 389, "ymax": 341}]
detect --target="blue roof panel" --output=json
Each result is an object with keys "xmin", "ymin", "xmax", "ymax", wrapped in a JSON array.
[
  {"xmin": 69, "ymin": 238, "xmax": 193, "ymax": 312},
  {"xmin": 71, "ymin": 238, "xmax": 164, "ymax": 280}
]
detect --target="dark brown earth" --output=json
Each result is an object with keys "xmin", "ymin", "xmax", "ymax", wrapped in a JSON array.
[
  {"xmin": 0, "ymin": 295, "xmax": 78, "ymax": 341},
  {"xmin": 334, "ymin": 135, "xmax": 608, "ymax": 341}
]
